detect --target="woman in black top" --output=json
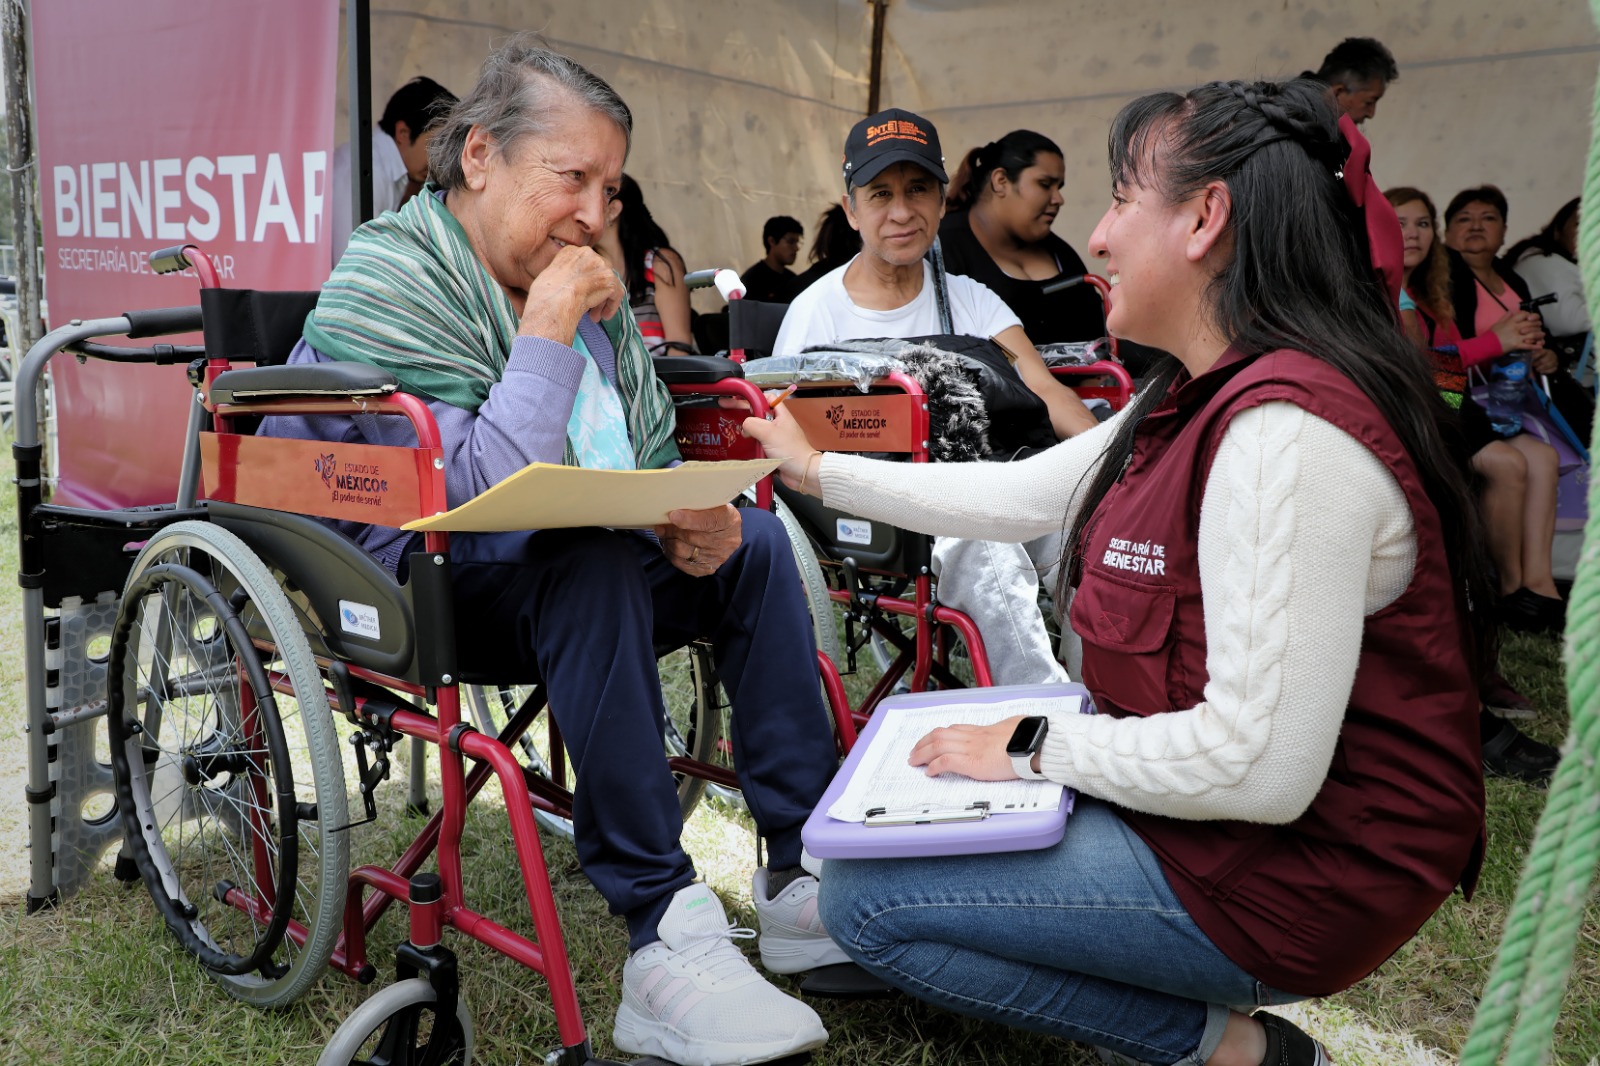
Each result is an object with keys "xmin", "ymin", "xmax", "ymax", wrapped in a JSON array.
[{"xmin": 938, "ymin": 130, "xmax": 1105, "ymax": 344}]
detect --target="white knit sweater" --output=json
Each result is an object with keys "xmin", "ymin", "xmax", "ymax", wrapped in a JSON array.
[{"xmin": 818, "ymin": 402, "xmax": 1417, "ymax": 825}]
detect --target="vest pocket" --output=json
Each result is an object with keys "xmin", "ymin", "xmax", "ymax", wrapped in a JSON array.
[{"xmin": 1071, "ymin": 568, "xmax": 1179, "ymax": 714}]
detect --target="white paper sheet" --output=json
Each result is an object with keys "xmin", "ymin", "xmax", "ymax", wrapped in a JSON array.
[
  {"xmin": 826, "ymin": 696, "xmax": 1079, "ymax": 823},
  {"xmin": 401, "ymin": 458, "xmax": 781, "ymax": 532}
]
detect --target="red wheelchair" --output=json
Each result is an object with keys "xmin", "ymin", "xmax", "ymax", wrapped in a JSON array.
[
  {"xmin": 678, "ymin": 271, "xmax": 1132, "ymax": 724},
  {"xmin": 16, "ymin": 245, "xmax": 855, "ymax": 1065}
]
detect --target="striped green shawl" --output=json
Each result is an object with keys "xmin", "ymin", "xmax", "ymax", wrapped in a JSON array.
[{"xmin": 303, "ymin": 187, "xmax": 679, "ymax": 470}]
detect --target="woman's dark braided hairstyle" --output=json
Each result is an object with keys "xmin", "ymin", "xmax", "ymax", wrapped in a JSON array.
[
  {"xmin": 1058, "ymin": 78, "xmax": 1497, "ymax": 676},
  {"xmin": 947, "ymin": 129, "xmax": 1063, "ymax": 212}
]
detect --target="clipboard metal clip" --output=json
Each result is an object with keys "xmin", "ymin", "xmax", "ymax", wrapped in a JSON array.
[{"xmin": 863, "ymin": 801, "xmax": 990, "ymax": 827}]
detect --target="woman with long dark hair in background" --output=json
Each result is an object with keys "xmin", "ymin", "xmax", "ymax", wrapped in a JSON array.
[
  {"xmin": 595, "ymin": 173, "xmax": 694, "ymax": 353},
  {"xmin": 940, "ymin": 129, "xmax": 1106, "ymax": 344},
  {"xmin": 794, "ymin": 202, "xmax": 862, "ymax": 292},
  {"xmin": 747, "ymin": 79, "xmax": 1492, "ymax": 1066},
  {"xmin": 1507, "ymin": 196, "xmax": 1587, "ymax": 341}
]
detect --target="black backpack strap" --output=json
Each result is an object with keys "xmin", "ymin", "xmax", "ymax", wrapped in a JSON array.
[{"xmin": 928, "ymin": 238, "xmax": 955, "ymax": 335}]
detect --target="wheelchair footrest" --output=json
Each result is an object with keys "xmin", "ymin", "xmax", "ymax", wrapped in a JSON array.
[{"xmin": 798, "ymin": 962, "xmax": 897, "ymax": 999}]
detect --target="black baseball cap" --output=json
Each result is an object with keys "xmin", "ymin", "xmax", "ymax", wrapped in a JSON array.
[{"xmin": 842, "ymin": 108, "xmax": 947, "ymax": 189}]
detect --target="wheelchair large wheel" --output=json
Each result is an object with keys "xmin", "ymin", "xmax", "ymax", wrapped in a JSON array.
[
  {"xmin": 462, "ymin": 683, "xmax": 576, "ymax": 842},
  {"xmin": 317, "ymin": 978, "xmax": 473, "ymax": 1066},
  {"xmin": 762, "ymin": 491, "xmax": 843, "ymax": 668},
  {"xmin": 658, "ymin": 641, "xmax": 727, "ymax": 814},
  {"xmin": 107, "ymin": 521, "xmax": 349, "ymax": 1008}
]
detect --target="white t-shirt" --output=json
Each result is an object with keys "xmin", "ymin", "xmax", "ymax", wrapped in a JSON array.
[
  {"xmin": 773, "ymin": 256, "xmax": 1022, "ymax": 354},
  {"xmin": 330, "ymin": 127, "xmax": 410, "ymax": 266}
]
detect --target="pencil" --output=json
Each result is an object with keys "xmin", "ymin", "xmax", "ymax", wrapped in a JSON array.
[{"xmin": 764, "ymin": 384, "xmax": 798, "ymax": 411}]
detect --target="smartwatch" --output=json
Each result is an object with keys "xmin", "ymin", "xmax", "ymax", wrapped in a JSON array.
[{"xmin": 1006, "ymin": 715, "xmax": 1050, "ymax": 780}]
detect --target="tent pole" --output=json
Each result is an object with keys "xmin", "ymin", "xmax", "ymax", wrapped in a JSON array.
[
  {"xmin": 348, "ymin": 0, "xmax": 373, "ymax": 228},
  {"xmin": 3, "ymin": 0, "xmax": 41, "ymax": 355},
  {"xmin": 867, "ymin": 0, "xmax": 888, "ymax": 114}
]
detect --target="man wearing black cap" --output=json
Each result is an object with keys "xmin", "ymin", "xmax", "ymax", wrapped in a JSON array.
[{"xmin": 775, "ymin": 108, "xmax": 1094, "ymax": 687}]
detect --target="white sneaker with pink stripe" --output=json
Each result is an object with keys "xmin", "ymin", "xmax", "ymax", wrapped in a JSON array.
[
  {"xmin": 752, "ymin": 868, "xmax": 851, "ymax": 974},
  {"xmin": 613, "ymin": 882, "xmax": 828, "ymax": 1065}
]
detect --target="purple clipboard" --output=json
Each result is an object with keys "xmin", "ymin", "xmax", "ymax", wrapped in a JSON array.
[{"xmin": 803, "ymin": 683, "xmax": 1090, "ymax": 860}]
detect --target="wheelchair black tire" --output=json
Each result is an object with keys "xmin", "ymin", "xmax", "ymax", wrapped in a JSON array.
[
  {"xmin": 108, "ymin": 521, "xmax": 349, "ymax": 1009},
  {"xmin": 316, "ymin": 977, "xmax": 473, "ymax": 1066}
]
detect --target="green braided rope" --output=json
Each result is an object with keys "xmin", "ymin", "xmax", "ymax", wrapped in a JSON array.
[{"xmin": 1459, "ymin": 12, "xmax": 1600, "ymax": 1062}]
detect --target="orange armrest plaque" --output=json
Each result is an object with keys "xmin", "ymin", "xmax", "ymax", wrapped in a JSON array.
[
  {"xmin": 781, "ymin": 394, "xmax": 920, "ymax": 454},
  {"xmin": 200, "ymin": 432, "xmax": 445, "ymax": 528}
]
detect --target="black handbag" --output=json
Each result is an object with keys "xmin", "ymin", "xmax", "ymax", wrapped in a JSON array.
[{"xmin": 923, "ymin": 241, "xmax": 1058, "ymax": 458}]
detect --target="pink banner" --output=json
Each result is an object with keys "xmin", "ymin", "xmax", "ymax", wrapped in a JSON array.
[{"xmin": 33, "ymin": 0, "xmax": 338, "ymax": 507}]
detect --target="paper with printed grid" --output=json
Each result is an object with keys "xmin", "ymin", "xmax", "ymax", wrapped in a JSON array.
[{"xmin": 827, "ymin": 696, "xmax": 1078, "ymax": 823}]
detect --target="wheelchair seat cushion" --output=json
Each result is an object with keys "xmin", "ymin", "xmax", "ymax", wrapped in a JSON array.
[{"xmin": 210, "ymin": 362, "xmax": 399, "ymax": 403}]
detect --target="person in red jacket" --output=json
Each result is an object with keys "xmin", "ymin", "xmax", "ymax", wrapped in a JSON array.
[{"xmin": 748, "ymin": 78, "xmax": 1493, "ymax": 1066}]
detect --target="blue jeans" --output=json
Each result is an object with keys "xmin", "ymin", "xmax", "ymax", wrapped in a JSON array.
[
  {"xmin": 447, "ymin": 512, "xmax": 837, "ymax": 950},
  {"xmin": 816, "ymin": 799, "xmax": 1304, "ymax": 1065}
]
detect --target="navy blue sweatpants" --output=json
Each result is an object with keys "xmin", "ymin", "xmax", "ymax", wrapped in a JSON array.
[{"xmin": 447, "ymin": 509, "xmax": 836, "ymax": 948}]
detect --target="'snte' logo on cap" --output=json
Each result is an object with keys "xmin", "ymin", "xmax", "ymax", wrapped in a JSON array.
[{"xmin": 866, "ymin": 119, "xmax": 928, "ymax": 145}]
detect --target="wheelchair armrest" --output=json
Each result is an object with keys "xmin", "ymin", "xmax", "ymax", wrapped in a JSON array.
[
  {"xmin": 210, "ymin": 363, "xmax": 399, "ymax": 404},
  {"xmin": 653, "ymin": 354, "xmax": 745, "ymax": 385}
]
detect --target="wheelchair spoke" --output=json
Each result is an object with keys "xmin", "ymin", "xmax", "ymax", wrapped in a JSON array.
[{"xmin": 109, "ymin": 522, "xmax": 349, "ymax": 1006}]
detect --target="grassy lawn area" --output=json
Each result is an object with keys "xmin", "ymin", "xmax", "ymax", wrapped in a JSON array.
[{"xmin": 0, "ymin": 484, "xmax": 1593, "ymax": 1065}]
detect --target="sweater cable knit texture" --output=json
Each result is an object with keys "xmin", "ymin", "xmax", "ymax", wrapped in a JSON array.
[{"xmin": 819, "ymin": 401, "xmax": 1416, "ymax": 824}]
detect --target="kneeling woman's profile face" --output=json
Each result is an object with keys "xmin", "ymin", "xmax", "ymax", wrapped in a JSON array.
[{"xmin": 1087, "ymin": 173, "xmax": 1225, "ymax": 354}]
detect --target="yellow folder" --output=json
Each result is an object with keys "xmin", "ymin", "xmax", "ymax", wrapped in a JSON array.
[{"xmin": 401, "ymin": 458, "xmax": 783, "ymax": 532}]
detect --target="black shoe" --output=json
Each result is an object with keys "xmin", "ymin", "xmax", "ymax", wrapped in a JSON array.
[
  {"xmin": 1481, "ymin": 711, "xmax": 1561, "ymax": 786},
  {"xmin": 1096, "ymin": 1013, "xmax": 1332, "ymax": 1066},
  {"xmin": 1498, "ymin": 588, "xmax": 1565, "ymax": 634},
  {"xmin": 1255, "ymin": 1012, "xmax": 1333, "ymax": 1065}
]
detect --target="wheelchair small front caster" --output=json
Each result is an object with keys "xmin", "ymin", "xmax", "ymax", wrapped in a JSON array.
[{"xmin": 317, "ymin": 977, "xmax": 473, "ymax": 1066}]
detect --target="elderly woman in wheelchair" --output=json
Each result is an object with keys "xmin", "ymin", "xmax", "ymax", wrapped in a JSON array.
[{"xmin": 247, "ymin": 38, "xmax": 840, "ymax": 1065}]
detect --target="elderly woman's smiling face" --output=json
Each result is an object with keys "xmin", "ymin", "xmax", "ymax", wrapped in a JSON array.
[{"xmin": 459, "ymin": 103, "xmax": 627, "ymax": 302}]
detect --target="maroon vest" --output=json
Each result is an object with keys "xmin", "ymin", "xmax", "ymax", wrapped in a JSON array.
[{"xmin": 1069, "ymin": 349, "xmax": 1485, "ymax": 996}]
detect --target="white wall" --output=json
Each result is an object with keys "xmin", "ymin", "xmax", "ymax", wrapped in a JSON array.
[
  {"xmin": 888, "ymin": 0, "xmax": 1600, "ymax": 270},
  {"xmin": 349, "ymin": 0, "xmax": 1598, "ymax": 292}
]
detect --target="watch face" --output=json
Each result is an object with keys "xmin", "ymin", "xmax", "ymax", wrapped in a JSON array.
[{"xmin": 1005, "ymin": 716, "xmax": 1047, "ymax": 756}]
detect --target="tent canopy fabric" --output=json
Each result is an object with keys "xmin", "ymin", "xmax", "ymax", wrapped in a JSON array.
[{"xmin": 353, "ymin": 1, "xmax": 1600, "ymax": 298}]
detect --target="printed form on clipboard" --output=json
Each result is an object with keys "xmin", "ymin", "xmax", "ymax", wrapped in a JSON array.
[{"xmin": 826, "ymin": 695, "xmax": 1083, "ymax": 824}]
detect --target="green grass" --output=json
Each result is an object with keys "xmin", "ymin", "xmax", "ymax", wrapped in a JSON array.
[{"xmin": 0, "ymin": 496, "xmax": 1595, "ymax": 1064}]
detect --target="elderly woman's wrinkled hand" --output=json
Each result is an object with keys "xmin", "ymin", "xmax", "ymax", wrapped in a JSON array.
[
  {"xmin": 655, "ymin": 504, "xmax": 742, "ymax": 577},
  {"xmin": 518, "ymin": 244, "xmax": 626, "ymax": 341}
]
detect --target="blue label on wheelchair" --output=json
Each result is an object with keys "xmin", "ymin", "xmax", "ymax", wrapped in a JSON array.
[
  {"xmin": 339, "ymin": 600, "xmax": 382, "ymax": 641},
  {"xmin": 836, "ymin": 518, "xmax": 874, "ymax": 546}
]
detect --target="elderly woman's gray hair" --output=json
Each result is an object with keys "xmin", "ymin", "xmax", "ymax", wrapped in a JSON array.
[{"xmin": 428, "ymin": 34, "xmax": 632, "ymax": 190}]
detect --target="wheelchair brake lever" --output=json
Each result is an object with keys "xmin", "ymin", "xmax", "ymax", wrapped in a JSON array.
[{"xmin": 840, "ymin": 556, "xmax": 874, "ymax": 675}]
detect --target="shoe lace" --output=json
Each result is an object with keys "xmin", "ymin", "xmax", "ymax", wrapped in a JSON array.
[{"xmin": 677, "ymin": 921, "xmax": 758, "ymax": 981}]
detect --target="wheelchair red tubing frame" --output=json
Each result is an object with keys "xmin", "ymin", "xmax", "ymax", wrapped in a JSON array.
[{"xmin": 174, "ymin": 244, "xmax": 857, "ymax": 1058}]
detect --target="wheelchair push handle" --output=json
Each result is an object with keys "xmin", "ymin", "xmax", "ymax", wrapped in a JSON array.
[
  {"xmin": 148, "ymin": 244, "xmax": 222, "ymax": 288},
  {"xmin": 1040, "ymin": 272, "xmax": 1113, "ymax": 300},
  {"xmin": 122, "ymin": 305, "xmax": 204, "ymax": 339},
  {"xmin": 684, "ymin": 268, "xmax": 746, "ymax": 302}
]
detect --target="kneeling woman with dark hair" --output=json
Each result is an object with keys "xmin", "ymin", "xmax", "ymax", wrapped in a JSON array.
[{"xmin": 747, "ymin": 79, "xmax": 1491, "ymax": 1066}]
